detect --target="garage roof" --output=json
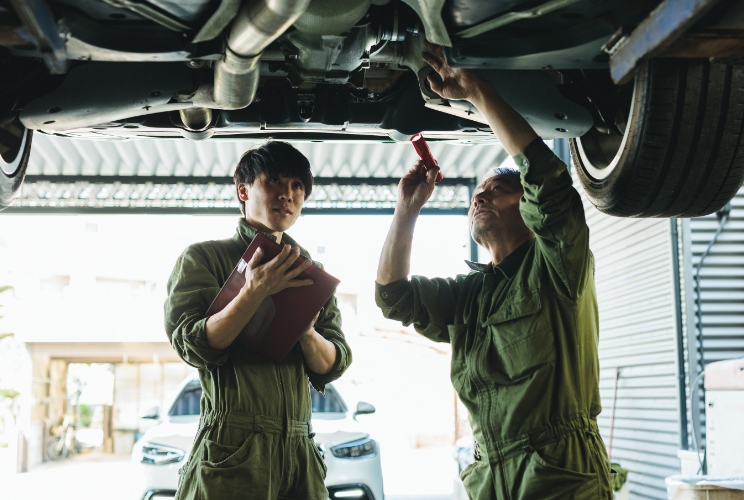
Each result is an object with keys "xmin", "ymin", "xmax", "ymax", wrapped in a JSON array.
[{"xmin": 10, "ymin": 134, "xmax": 511, "ymax": 214}]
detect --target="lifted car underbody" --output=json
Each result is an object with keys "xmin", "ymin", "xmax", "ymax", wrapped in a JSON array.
[
  {"xmin": 2, "ymin": 0, "xmax": 744, "ymax": 217},
  {"xmin": 2, "ymin": 0, "xmax": 657, "ymax": 141}
]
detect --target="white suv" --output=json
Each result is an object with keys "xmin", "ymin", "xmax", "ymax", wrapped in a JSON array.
[{"xmin": 132, "ymin": 375, "xmax": 384, "ymax": 500}]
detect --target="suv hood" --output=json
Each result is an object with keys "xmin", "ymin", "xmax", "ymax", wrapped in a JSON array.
[{"xmin": 141, "ymin": 414, "xmax": 368, "ymax": 451}]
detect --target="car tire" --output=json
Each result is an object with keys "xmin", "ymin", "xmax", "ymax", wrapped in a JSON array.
[
  {"xmin": 570, "ymin": 59, "xmax": 744, "ymax": 218},
  {"xmin": 0, "ymin": 121, "xmax": 32, "ymax": 211}
]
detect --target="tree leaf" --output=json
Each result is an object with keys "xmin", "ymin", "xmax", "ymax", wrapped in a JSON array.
[{"xmin": 0, "ymin": 389, "xmax": 20, "ymax": 399}]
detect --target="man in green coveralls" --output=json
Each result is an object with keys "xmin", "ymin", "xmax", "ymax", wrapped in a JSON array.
[
  {"xmin": 165, "ymin": 141, "xmax": 351, "ymax": 500},
  {"xmin": 376, "ymin": 43, "xmax": 613, "ymax": 499}
]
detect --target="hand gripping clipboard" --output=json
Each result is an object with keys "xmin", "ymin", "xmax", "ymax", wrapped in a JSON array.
[{"xmin": 205, "ymin": 233, "xmax": 340, "ymax": 363}]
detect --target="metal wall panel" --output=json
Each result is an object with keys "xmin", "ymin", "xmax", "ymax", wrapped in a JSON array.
[
  {"xmin": 683, "ymin": 187, "xmax": 744, "ymax": 458},
  {"xmin": 688, "ymin": 190, "xmax": 744, "ymax": 363},
  {"xmin": 579, "ymin": 192, "xmax": 682, "ymax": 499}
]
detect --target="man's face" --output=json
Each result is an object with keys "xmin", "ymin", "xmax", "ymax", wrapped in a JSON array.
[
  {"xmin": 468, "ymin": 174, "xmax": 526, "ymax": 245},
  {"xmin": 239, "ymin": 172, "xmax": 305, "ymax": 234}
]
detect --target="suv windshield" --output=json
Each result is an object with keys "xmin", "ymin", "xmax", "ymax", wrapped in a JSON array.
[{"xmin": 169, "ymin": 380, "xmax": 347, "ymax": 416}]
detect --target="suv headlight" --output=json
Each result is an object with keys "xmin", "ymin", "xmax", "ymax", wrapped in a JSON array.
[
  {"xmin": 140, "ymin": 443, "xmax": 185, "ymax": 465},
  {"xmin": 330, "ymin": 437, "xmax": 378, "ymax": 459}
]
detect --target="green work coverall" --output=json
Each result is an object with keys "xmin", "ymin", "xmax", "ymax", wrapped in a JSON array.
[
  {"xmin": 165, "ymin": 220, "xmax": 352, "ymax": 500},
  {"xmin": 376, "ymin": 139, "xmax": 613, "ymax": 499}
]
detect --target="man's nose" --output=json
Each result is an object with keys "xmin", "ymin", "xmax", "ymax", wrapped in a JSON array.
[
  {"xmin": 473, "ymin": 192, "xmax": 487, "ymax": 207},
  {"xmin": 279, "ymin": 183, "xmax": 293, "ymax": 201}
]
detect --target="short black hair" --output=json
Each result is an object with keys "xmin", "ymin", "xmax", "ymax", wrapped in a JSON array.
[{"xmin": 233, "ymin": 140, "xmax": 314, "ymax": 214}]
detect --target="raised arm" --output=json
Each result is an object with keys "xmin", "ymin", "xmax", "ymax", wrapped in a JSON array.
[
  {"xmin": 376, "ymin": 161, "xmax": 461, "ymax": 343},
  {"xmin": 423, "ymin": 43, "xmax": 590, "ymax": 298},
  {"xmin": 422, "ymin": 42, "xmax": 537, "ymax": 156},
  {"xmin": 376, "ymin": 161, "xmax": 440, "ymax": 285}
]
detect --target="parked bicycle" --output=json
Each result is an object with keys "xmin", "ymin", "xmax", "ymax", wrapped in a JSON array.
[{"xmin": 46, "ymin": 414, "xmax": 79, "ymax": 461}]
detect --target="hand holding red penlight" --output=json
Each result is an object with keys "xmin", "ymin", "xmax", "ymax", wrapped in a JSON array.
[{"xmin": 410, "ymin": 134, "xmax": 444, "ymax": 183}]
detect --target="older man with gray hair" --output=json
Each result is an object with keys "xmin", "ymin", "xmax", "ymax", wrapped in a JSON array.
[{"xmin": 375, "ymin": 43, "xmax": 613, "ymax": 499}]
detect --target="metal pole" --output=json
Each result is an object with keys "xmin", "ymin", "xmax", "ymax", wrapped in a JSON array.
[
  {"xmin": 670, "ymin": 218, "xmax": 690, "ymax": 450},
  {"xmin": 608, "ymin": 367, "xmax": 622, "ymax": 462}
]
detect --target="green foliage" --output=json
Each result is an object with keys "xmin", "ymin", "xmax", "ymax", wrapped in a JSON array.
[
  {"xmin": 79, "ymin": 404, "xmax": 93, "ymax": 428},
  {"xmin": 0, "ymin": 389, "xmax": 20, "ymax": 399}
]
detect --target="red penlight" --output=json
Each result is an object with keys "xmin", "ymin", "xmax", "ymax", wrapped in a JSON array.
[{"xmin": 410, "ymin": 133, "xmax": 444, "ymax": 183}]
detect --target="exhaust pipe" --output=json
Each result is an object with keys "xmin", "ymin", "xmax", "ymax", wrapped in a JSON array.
[
  {"xmin": 215, "ymin": 0, "xmax": 310, "ymax": 109},
  {"xmin": 184, "ymin": 0, "xmax": 310, "ymax": 130}
]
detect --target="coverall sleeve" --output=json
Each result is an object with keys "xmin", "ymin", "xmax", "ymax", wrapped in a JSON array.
[
  {"xmin": 305, "ymin": 288, "xmax": 353, "ymax": 394},
  {"xmin": 375, "ymin": 275, "xmax": 463, "ymax": 343},
  {"xmin": 515, "ymin": 138, "xmax": 591, "ymax": 299},
  {"xmin": 164, "ymin": 246, "xmax": 230, "ymax": 371}
]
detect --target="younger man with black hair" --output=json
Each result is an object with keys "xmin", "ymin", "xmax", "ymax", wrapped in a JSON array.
[{"xmin": 165, "ymin": 140, "xmax": 351, "ymax": 500}]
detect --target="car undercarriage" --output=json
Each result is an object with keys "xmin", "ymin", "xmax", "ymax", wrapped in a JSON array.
[{"xmin": 2, "ymin": 0, "xmax": 744, "ymax": 217}]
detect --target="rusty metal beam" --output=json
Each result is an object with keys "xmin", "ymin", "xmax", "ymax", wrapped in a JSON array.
[
  {"xmin": 0, "ymin": 24, "xmax": 29, "ymax": 46},
  {"xmin": 661, "ymin": 27, "xmax": 744, "ymax": 61},
  {"xmin": 608, "ymin": 0, "xmax": 725, "ymax": 84}
]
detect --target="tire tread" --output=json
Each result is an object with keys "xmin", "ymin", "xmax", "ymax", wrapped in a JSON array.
[{"xmin": 572, "ymin": 59, "xmax": 744, "ymax": 218}]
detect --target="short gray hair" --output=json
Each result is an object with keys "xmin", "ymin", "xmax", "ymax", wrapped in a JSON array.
[{"xmin": 484, "ymin": 166, "xmax": 520, "ymax": 180}]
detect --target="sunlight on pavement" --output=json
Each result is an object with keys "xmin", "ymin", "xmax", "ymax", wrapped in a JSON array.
[{"xmin": 4, "ymin": 452, "xmax": 141, "ymax": 500}]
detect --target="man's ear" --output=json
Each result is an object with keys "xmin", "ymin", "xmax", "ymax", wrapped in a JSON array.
[{"xmin": 237, "ymin": 183, "xmax": 249, "ymax": 202}]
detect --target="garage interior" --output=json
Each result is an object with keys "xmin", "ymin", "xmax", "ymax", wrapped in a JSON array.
[
  {"xmin": 1, "ymin": 134, "xmax": 512, "ymax": 500},
  {"xmin": 0, "ymin": 0, "xmax": 744, "ymax": 500},
  {"xmin": 1, "ymin": 131, "xmax": 742, "ymax": 500}
]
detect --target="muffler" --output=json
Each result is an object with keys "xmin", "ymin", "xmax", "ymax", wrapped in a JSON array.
[{"xmin": 183, "ymin": 0, "xmax": 310, "ymax": 132}]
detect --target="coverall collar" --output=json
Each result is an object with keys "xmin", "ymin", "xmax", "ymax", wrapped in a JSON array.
[
  {"xmin": 233, "ymin": 218, "xmax": 312, "ymax": 259},
  {"xmin": 465, "ymin": 239, "xmax": 534, "ymax": 279}
]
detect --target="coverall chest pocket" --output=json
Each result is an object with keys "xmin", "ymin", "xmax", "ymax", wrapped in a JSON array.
[{"xmin": 483, "ymin": 291, "xmax": 555, "ymax": 381}]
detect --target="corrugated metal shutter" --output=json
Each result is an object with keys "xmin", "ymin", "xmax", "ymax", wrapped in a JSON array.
[
  {"xmin": 578, "ymin": 190, "xmax": 682, "ymax": 499},
  {"xmin": 688, "ymin": 189, "xmax": 744, "ymax": 363},
  {"xmin": 684, "ymin": 186, "xmax": 744, "ymax": 455}
]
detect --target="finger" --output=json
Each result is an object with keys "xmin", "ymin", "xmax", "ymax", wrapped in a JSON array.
[
  {"xmin": 246, "ymin": 247, "xmax": 263, "ymax": 269},
  {"xmin": 402, "ymin": 161, "xmax": 427, "ymax": 181},
  {"xmin": 305, "ymin": 311, "xmax": 321, "ymax": 332},
  {"xmin": 424, "ymin": 40, "xmax": 440, "ymax": 53},
  {"xmin": 285, "ymin": 278, "xmax": 314, "ymax": 288},
  {"xmin": 286, "ymin": 258, "xmax": 313, "ymax": 279},
  {"xmin": 424, "ymin": 41, "xmax": 446, "ymax": 63},
  {"xmin": 429, "ymin": 41, "xmax": 445, "ymax": 60},
  {"xmin": 426, "ymin": 166, "xmax": 441, "ymax": 186},
  {"xmin": 409, "ymin": 160, "xmax": 425, "ymax": 175},
  {"xmin": 263, "ymin": 245, "xmax": 290, "ymax": 272},
  {"xmin": 421, "ymin": 51, "xmax": 443, "ymax": 73},
  {"xmin": 278, "ymin": 246, "xmax": 302, "ymax": 273},
  {"xmin": 427, "ymin": 73, "xmax": 444, "ymax": 96}
]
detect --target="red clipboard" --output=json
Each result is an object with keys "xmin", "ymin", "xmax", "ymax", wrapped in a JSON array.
[{"xmin": 205, "ymin": 233, "xmax": 340, "ymax": 363}]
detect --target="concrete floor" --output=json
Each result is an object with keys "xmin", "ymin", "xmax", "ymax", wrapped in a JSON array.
[
  {"xmin": 2, "ymin": 444, "xmax": 459, "ymax": 500},
  {"xmin": 3, "ymin": 451, "xmax": 142, "ymax": 500}
]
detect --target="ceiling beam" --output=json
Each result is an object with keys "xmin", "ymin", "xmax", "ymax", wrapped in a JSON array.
[{"xmin": 24, "ymin": 175, "xmax": 475, "ymax": 186}]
